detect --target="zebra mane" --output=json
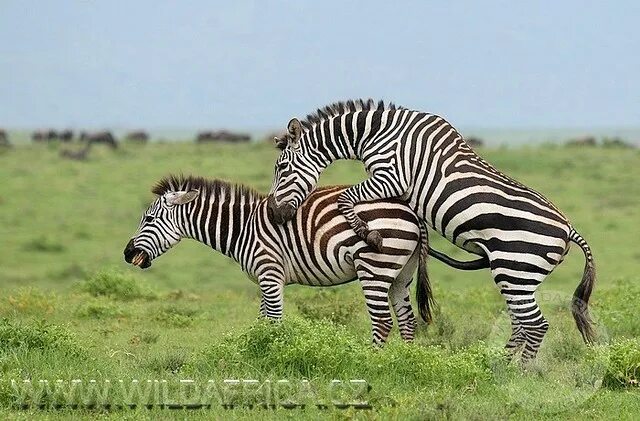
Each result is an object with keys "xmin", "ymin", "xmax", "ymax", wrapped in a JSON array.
[
  {"xmin": 299, "ymin": 99, "xmax": 406, "ymax": 130},
  {"xmin": 152, "ymin": 174, "xmax": 264, "ymax": 202},
  {"xmin": 273, "ymin": 99, "xmax": 407, "ymax": 150}
]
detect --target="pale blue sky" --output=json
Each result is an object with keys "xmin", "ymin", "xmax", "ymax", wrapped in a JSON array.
[{"xmin": 1, "ymin": 1, "xmax": 638, "ymax": 130}]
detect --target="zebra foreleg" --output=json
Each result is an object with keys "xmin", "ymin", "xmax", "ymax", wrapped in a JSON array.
[
  {"xmin": 258, "ymin": 276, "xmax": 284, "ymax": 321},
  {"xmin": 338, "ymin": 174, "xmax": 407, "ymax": 252}
]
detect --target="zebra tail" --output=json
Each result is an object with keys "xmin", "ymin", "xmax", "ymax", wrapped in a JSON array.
[
  {"xmin": 569, "ymin": 228, "xmax": 596, "ymax": 344},
  {"xmin": 427, "ymin": 248, "xmax": 490, "ymax": 270},
  {"xmin": 416, "ymin": 222, "xmax": 436, "ymax": 324}
]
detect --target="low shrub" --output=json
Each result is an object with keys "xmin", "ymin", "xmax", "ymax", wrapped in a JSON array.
[
  {"xmin": 6, "ymin": 288, "xmax": 55, "ymax": 316},
  {"xmin": 189, "ymin": 316, "xmax": 364, "ymax": 378},
  {"xmin": 130, "ymin": 331, "xmax": 160, "ymax": 345},
  {"xmin": 49, "ymin": 263, "xmax": 89, "ymax": 281},
  {"xmin": 294, "ymin": 289, "xmax": 363, "ymax": 326},
  {"xmin": 74, "ymin": 300, "xmax": 127, "ymax": 319},
  {"xmin": 603, "ymin": 338, "xmax": 640, "ymax": 389},
  {"xmin": 81, "ymin": 270, "xmax": 156, "ymax": 301},
  {"xmin": 154, "ymin": 304, "xmax": 200, "ymax": 327},
  {"xmin": 0, "ymin": 319, "xmax": 80, "ymax": 355},
  {"xmin": 144, "ymin": 350, "xmax": 189, "ymax": 375},
  {"xmin": 595, "ymin": 280, "xmax": 640, "ymax": 337},
  {"xmin": 22, "ymin": 235, "xmax": 65, "ymax": 253},
  {"xmin": 188, "ymin": 316, "xmax": 496, "ymax": 390}
]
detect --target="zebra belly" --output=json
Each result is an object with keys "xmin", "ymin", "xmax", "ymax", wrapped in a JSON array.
[{"xmin": 285, "ymin": 264, "xmax": 357, "ymax": 286}]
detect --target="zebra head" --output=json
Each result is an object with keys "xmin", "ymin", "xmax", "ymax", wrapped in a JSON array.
[
  {"xmin": 124, "ymin": 189, "xmax": 199, "ymax": 268},
  {"xmin": 267, "ymin": 118, "xmax": 324, "ymax": 224}
]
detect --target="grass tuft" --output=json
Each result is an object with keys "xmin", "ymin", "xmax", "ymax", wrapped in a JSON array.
[
  {"xmin": 294, "ymin": 289, "xmax": 362, "ymax": 326},
  {"xmin": 22, "ymin": 236, "xmax": 65, "ymax": 253},
  {"xmin": 154, "ymin": 304, "xmax": 200, "ymax": 327},
  {"xmin": 0, "ymin": 319, "xmax": 80, "ymax": 354},
  {"xmin": 74, "ymin": 299, "xmax": 127, "ymax": 319},
  {"xmin": 603, "ymin": 338, "xmax": 640, "ymax": 389},
  {"xmin": 80, "ymin": 270, "xmax": 156, "ymax": 301},
  {"xmin": 5, "ymin": 288, "xmax": 56, "ymax": 316}
]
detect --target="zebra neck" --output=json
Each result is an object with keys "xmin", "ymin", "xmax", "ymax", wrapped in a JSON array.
[
  {"xmin": 313, "ymin": 110, "xmax": 392, "ymax": 164},
  {"xmin": 178, "ymin": 192, "xmax": 260, "ymax": 260}
]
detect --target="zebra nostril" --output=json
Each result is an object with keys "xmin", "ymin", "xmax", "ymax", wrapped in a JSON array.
[
  {"xmin": 283, "ymin": 204, "xmax": 296, "ymax": 221},
  {"xmin": 123, "ymin": 239, "xmax": 137, "ymax": 263}
]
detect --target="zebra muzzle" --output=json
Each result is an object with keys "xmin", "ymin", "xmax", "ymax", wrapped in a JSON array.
[
  {"xmin": 123, "ymin": 239, "xmax": 151, "ymax": 268},
  {"xmin": 267, "ymin": 195, "xmax": 296, "ymax": 225}
]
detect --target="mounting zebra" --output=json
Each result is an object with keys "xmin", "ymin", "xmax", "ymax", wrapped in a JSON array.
[
  {"xmin": 267, "ymin": 99, "xmax": 596, "ymax": 361},
  {"xmin": 123, "ymin": 175, "xmax": 437, "ymax": 345}
]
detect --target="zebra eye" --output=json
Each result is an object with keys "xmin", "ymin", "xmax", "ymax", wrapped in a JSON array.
[
  {"xmin": 277, "ymin": 162, "xmax": 288, "ymax": 171},
  {"xmin": 145, "ymin": 215, "xmax": 155, "ymax": 223}
]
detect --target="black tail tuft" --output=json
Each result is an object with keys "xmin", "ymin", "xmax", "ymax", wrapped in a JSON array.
[
  {"xmin": 570, "ymin": 228, "xmax": 596, "ymax": 343},
  {"xmin": 416, "ymin": 223, "xmax": 436, "ymax": 324}
]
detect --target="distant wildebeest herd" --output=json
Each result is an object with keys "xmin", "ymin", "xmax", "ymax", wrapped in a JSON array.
[{"xmin": 0, "ymin": 128, "xmax": 256, "ymax": 159}]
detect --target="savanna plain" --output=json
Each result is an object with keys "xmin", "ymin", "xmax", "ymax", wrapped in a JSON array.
[{"xmin": 0, "ymin": 141, "xmax": 639, "ymax": 420}]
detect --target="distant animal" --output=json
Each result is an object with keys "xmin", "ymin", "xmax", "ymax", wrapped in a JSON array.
[
  {"xmin": 125, "ymin": 131, "xmax": 149, "ymax": 143},
  {"xmin": 602, "ymin": 137, "xmax": 633, "ymax": 148},
  {"xmin": 567, "ymin": 136, "xmax": 596, "ymax": 147},
  {"xmin": 60, "ymin": 142, "xmax": 91, "ymax": 161},
  {"xmin": 80, "ymin": 131, "xmax": 118, "ymax": 149},
  {"xmin": 196, "ymin": 131, "xmax": 215, "ymax": 142},
  {"xmin": 465, "ymin": 136, "xmax": 484, "ymax": 148},
  {"xmin": 196, "ymin": 130, "xmax": 250, "ymax": 143},
  {"xmin": 124, "ymin": 175, "xmax": 442, "ymax": 346},
  {"xmin": 59, "ymin": 129, "xmax": 74, "ymax": 142},
  {"xmin": 0, "ymin": 129, "xmax": 10, "ymax": 147},
  {"xmin": 32, "ymin": 130, "xmax": 47, "ymax": 142},
  {"xmin": 32, "ymin": 129, "xmax": 61, "ymax": 142},
  {"xmin": 267, "ymin": 98, "xmax": 596, "ymax": 361},
  {"xmin": 46, "ymin": 130, "xmax": 58, "ymax": 141}
]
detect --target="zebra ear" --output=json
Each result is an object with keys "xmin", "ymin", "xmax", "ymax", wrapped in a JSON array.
[
  {"xmin": 165, "ymin": 189, "xmax": 199, "ymax": 205},
  {"xmin": 287, "ymin": 118, "xmax": 302, "ymax": 147},
  {"xmin": 274, "ymin": 136, "xmax": 287, "ymax": 151}
]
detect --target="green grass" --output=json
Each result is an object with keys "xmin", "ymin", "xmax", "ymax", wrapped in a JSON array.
[{"xmin": 0, "ymin": 142, "xmax": 639, "ymax": 419}]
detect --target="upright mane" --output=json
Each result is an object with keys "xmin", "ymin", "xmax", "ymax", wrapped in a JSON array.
[
  {"xmin": 152, "ymin": 174, "xmax": 264, "ymax": 202},
  {"xmin": 300, "ymin": 99, "xmax": 406, "ymax": 130}
]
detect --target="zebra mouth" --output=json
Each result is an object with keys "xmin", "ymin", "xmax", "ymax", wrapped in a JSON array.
[
  {"xmin": 124, "ymin": 240, "xmax": 152, "ymax": 269},
  {"xmin": 131, "ymin": 251, "xmax": 151, "ymax": 268}
]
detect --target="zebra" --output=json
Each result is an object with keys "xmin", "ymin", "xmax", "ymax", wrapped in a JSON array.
[
  {"xmin": 266, "ymin": 99, "xmax": 596, "ymax": 361},
  {"xmin": 123, "ymin": 175, "xmax": 437, "ymax": 345}
]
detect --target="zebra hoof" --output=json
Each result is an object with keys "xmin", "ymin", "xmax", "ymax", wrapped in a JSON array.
[{"xmin": 366, "ymin": 230, "xmax": 383, "ymax": 252}]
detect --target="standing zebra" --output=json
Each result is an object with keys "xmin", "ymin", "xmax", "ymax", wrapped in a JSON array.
[
  {"xmin": 267, "ymin": 99, "xmax": 596, "ymax": 361},
  {"xmin": 123, "ymin": 175, "xmax": 436, "ymax": 345}
]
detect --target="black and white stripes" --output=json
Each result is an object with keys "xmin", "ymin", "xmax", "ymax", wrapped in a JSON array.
[
  {"xmin": 124, "ymin": 175, "xmax": 434, "ymax": 346},
  {"xmin": 267, "ymin": 99, "xmax": 596, "ymax": 361}
]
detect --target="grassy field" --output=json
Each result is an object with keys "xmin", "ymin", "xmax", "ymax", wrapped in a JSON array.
[{"xmin": 0, "ymin": 141, "xmax": 639, "ymax": 419}]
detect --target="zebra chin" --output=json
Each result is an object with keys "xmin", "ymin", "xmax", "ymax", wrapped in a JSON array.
[
  {"xmin": 266, "ymin": 194, "xmax": 297, "ymax": 225},
  {"xmin": 123, "ymin": 239, "xmax": 152, "ymax": 269}
]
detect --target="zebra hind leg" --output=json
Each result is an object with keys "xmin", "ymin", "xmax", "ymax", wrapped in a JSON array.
[
  {"xmin": 504, "ymin": 310, "xmax": 526, "ymax": 359},
  {"xmin": 389, "ymin": 284, "xmax": 416, "ymax": 342},
  {"xmin": 389, "ymin": 251, "xmax": 419, "ymax": 342},
  {"xmin": 503, "ymin": 293, "xmax": 549, "ymax": 362},
  {"xmin": 357, "ymin": 266, "xmax": 394, "ymax": 346}
]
